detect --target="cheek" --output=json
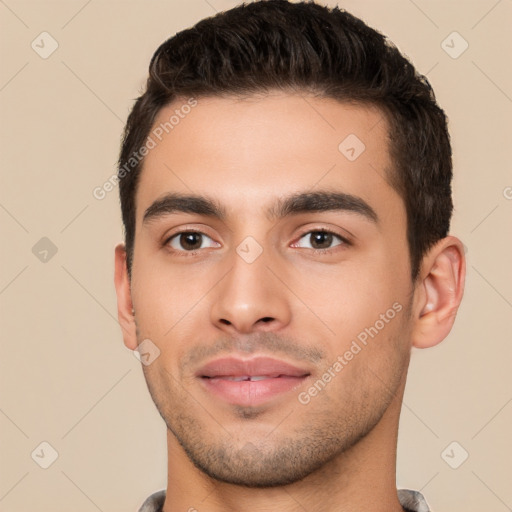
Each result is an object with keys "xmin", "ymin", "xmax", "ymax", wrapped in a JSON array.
[
  {"xmin": 131, "ymin": 265, "xmax": 186, "ymax": 340},
  {"xmin": 298, "ymin": 263, "xmax": 400, "ymax": 326},
  {"xmin": 131, "ymin": 253, "xmax": 219, "ymax": 344},
  {"xmin": 292, "ymin": 255, "xmax": 411, "ymax": 359}
]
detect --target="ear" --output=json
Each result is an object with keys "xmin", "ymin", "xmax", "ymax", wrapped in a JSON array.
[
  {"xmin": 114, "ymin": 243, "xmax": 138, "ymax": 350},
  {"xmin": 411, "ymin": 235, "xmax": 466, "ymax": 349}
]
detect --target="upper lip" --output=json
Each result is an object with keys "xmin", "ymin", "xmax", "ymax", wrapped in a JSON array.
[{"xmin": 196, "ymin": 356, "xmax": 311, "ymax": 378}]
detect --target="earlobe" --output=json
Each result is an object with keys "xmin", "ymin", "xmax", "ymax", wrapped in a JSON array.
[
  {"xmin": 114, "ymin": 243, "xmax": 138, "ymax": 350},
  {"xmin": 411, "ymin": 236, "xmax": 466, "ymax": 349}
]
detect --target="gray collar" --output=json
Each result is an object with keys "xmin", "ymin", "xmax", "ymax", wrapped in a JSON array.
[{"xmin": 138, "ymin": 488, "xmax": 430, "ymax": 512}]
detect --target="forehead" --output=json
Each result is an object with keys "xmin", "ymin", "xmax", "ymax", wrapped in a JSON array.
[{"xmin": 136, "ymin": 92, "xmax": 402, "ymax": 222}]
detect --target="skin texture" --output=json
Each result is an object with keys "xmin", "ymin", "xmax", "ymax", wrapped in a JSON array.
[{"xmin": 114, "ymin": 92, "xmax": 465, "ymax": 512}]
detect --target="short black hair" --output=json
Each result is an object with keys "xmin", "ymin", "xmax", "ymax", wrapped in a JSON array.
[{"xmin": 118, "ymin": 0, "xmax": 453, "ymax": 280}]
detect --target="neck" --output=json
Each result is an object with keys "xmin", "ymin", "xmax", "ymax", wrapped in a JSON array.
[{"xmin": 162, "ymin": 380, "xmax": 407, "ymax": 512}]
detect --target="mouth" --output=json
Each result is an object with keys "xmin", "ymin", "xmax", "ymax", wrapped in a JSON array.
[{"xmin": 196, "ymin": 356, "xmax": 311, "ymax": 407}]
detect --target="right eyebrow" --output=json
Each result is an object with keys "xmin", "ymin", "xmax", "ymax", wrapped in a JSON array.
[{"xmin": 142, "ymin": 193, "xmax": 226, "ymax": 225}]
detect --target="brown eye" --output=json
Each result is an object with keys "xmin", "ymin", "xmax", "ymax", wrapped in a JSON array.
[
  {"xmin": 168, "ymin": 231, "xmax": 219, "ymax": 252},
  {"xmin": 294, "ymin": 230, "xmax": 344, "ymax": 250},
  {"xmin": 180, "ymin": 232, "xmax": 203, "ymax": 250},
  {"xmin": 310, "ymin": 232, "xmax": 334, "ymax": 249}
]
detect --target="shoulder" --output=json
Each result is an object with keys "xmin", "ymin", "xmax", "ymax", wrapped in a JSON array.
[
  {"xmin": 137, "ymin": 490, "xmax": 166, "ymax": 512},
  {"xmin": 398, "ymin": 488, "xmax": 431, "ymax": 512}
]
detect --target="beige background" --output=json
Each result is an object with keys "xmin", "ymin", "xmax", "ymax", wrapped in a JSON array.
[{"xmin": 1, "ymin": 1, "xmax": 511, "ymax": 511}]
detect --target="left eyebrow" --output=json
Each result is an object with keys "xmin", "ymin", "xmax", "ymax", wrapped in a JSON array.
[{"xmin": 267, "ymin": 191, "xmax": 378, "ymax": 224}]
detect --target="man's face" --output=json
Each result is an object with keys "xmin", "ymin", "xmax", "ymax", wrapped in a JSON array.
[{"xmin": 128, "ymin": 93, "xmax": 415, "ymax": 486}]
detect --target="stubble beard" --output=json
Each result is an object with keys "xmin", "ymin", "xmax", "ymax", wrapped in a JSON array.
[{"xmin": 141, "ymin": 340, "xmax": 410, "ymax": 488}]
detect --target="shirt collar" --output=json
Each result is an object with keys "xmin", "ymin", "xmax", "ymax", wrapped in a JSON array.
[{"xmin": 138, "ymin": 488, "xmax": 430, "ymax": 512}]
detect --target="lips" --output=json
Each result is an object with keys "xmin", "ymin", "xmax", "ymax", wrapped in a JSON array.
[
  {"xmin": 196, "ymin": 356, "xmax": 311, "ymax": 407},
  {"xmin": 197, "ymin": 356, "xmax": 310, "ymax": 379}
]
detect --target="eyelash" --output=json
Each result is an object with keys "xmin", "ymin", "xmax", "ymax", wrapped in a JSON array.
[
  {"xmin": 162, "ymin": 228, "xmax": 351, "ymax": 256},
  {"xmin": 293, "ymin": 228, "xmax": 351, "ymax": 253},
  {"xmin": 163, "ymin": 230, "xmax": 218, "ymax": 257}
]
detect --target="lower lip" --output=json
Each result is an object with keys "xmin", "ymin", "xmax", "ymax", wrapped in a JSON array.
[{"xmin": 199, "ymin": 376, "xmax": 308, "ymax": 407}]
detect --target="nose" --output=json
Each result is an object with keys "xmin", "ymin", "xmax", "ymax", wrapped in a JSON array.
[{"xmin": 210, "ymin": 247, "xmax": 292, "ymax": 334}]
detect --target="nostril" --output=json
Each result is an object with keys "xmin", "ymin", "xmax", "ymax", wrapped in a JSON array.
[
  {"xmin": 219, "ymin": 319, "xmax": 231, "ymax": 325},
  {"xmin": 259, "ymin": 317, "xmax": 274, "ymax": 323}
]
